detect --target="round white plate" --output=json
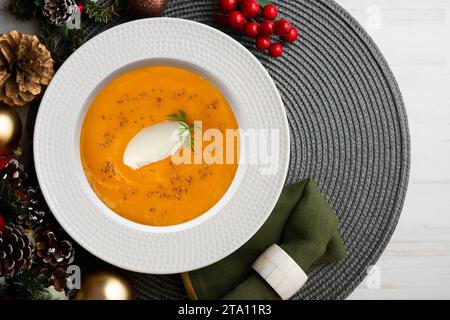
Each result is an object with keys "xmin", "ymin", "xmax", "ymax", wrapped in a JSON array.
[{"xmin": 34, "ymin": 18, "xmax": 289, "ymax": 274}]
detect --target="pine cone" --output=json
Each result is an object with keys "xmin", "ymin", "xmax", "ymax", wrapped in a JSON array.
[
  {"xmin": 38, "ymin": 266, "xmax": 68, "ymax": 292},
  {"xmin": 0, "ymin": 158, "xmax": 27, "ymax": 188},
  {"xmin": 0, "ymin": 31, "xmax": 54, "ymax": 107},
  {"xmin": 42, "ymin": 0, "xmax": 77, "ymax": 26},
  {"xmin": 34, "ymin": 223, "xmax": 75, "ymax": 267},
  {"xmin": 16, "ymin": 187, "xmax": 48, "ymax": 229},
  {"xmin": 0, "ymin": 224, "xmax": 33, "ymax": 277}
]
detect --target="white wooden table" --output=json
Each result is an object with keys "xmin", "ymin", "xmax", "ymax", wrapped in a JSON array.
[{"xmin": 1, "ymin": 0, "xmax": 449, "ymax": 299}]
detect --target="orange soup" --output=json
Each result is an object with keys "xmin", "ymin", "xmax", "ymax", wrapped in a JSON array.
[{"xmin": 80, "ymin": 66, "xmax": 238, "ymax": 226}]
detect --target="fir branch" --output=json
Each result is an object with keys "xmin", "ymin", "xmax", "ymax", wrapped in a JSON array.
[
  {"xmin": 85, "ymin": 0, "xmax": 124, "ymax": 24},
  {"xmin": 0, "ymin": 181, "xmax": 26, "ymax": 223},
  {"xmin": 11, "ymin": 270, "xmax": 50, "ymax": 300},
  {"xmin": 57, "ymin": 28, "xmax": 84, "ymax": 65},
  {"xmin": 0, "ymin": 277, "xmax": 6, "ymax": 297},
  {"xmin": 38, "ymin": 21, "xmax": 61, "ymax": 64},
  {"xmin": 7, "ymin": 0, "xmax": 42, "ymax": 21},
  {"xmin": 67, "ymin": 28, "xmax": 84, "ymax": 54},
  {"xmin": 38, "ymin": 22, "xmax": 84, "ymax": 68}
]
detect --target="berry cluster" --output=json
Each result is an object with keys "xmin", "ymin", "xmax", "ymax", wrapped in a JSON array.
[{"xmin": 216, "ymin": 0, "xmax": 298, "ymax": 58}]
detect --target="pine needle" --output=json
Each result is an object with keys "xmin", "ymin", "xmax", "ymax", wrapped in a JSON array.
[{"xmin": 85, "ymin": 0, "xmax": 124, "ymax": 24}]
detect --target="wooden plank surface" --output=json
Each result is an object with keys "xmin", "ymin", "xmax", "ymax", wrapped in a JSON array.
[{"xmin": 337, "ymin": 0, "xmax": 450, "ymax": 300}]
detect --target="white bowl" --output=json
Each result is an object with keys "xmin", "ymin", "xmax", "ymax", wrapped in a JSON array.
[{"xmin": 34, "ymin": 18, "xmax": 290, "ymax": 273}]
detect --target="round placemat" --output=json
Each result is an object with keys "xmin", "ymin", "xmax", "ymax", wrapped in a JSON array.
[{"xmin": 76, "ymin": 0, "xmax": 410, "ymax": 299}]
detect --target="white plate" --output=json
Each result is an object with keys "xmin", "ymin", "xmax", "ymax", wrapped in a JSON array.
[{"xmin": 34, "ymin": 18, "xmax": 289, "ymax": 274}]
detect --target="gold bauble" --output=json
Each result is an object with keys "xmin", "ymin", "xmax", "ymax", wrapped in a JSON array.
[
  {"xmin": 75, "ymin": 270, "xmax": 135, "ymax": 300},
  {"xmin": 127, "ymin": 0, "xmax": 168, "ymax": 17},
  {"xmin": 0, "ymin": 104, "xmax": 22, "ymax": 151}
]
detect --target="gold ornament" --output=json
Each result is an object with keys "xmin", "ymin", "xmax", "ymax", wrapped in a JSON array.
[
  {"xmin": 127, "ymin": 0, "xmax": 168, "ymax": 17},
  {"xmin": 0, "ymin": 30, "xmax": 54, "ymax": 107},
  {"xmin": 75, "ymin": 270, "xmax": 135, "ymax": 300},
  {"xmin": 0, "ymin": 104, "xmax": 22, "ymax": 151}
]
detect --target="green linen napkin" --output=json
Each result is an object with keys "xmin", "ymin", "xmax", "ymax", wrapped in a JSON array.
[{"xmin": 182, "ymin": 178, "xmax": 346, "ymax": 300}]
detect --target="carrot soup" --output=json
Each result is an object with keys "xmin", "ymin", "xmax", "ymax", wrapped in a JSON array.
[{"xmin": 80, "ymin": 66, "xmax": 238, "ymax": 226}]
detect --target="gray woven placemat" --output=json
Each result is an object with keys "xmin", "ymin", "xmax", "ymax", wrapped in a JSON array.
[{"xmin": 77, "ymin": 0, "xmax": 410, "ymax": 300}]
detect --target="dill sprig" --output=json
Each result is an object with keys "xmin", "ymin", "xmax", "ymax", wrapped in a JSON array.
[{"xmin": 167, "ymin": 110, "xmax": 198, "ymax": 152}]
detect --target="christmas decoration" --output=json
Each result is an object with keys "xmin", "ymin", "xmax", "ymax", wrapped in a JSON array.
[
  {"xmin": 219, "ymin": 0, "xmax": 237, "ymax": 13},
  {"xmin": 42, "ymin": 0, "xmax": 78, "ymax": 26},
  {"xmin": 0, "ymin": 161, "xmax": 27, "ymax": 227},
  {"xmin": 0, "ymin": 155, "xmax": 75, "ymax": 299},
  {"xmin": 260, "ymin": 19, "xmax": 274, "ymax": 36},
  {"xmin": 261, "ymin": 3, "xmax": 277, "ymax": 20},
  {"xmin": 1, "ymin": 0, "xmax": 132, "ymax": 300},
  {"xmin": 0, "ymin": 224, "xmax": 34, "ymax": 278},
  {"xmin": 0, "ymin": 31, "xmax": 54, "ymax": 107},
  {"xmin": 268, "ymin": 42, "xmax": 283, "ymax": 57},
  {"xmin": 43, "ymin": 285, "xmax": 69, "ymax": 299},
  {"xmin": 215, "ymin": 0, "xmax": 299, "ymax": 58},
  {"xmin": 274, "ymin": 19, "xmax": 291, "ymax": 36},
  {"xmin": 34, "ymin": 223, "xmax": 75, "ymax": 267},
  {"xmin": 127, "ymin": 0, "xmax": 168, "ymax": 17},
  {"xmin": 0, "ymin": 104, "xmax": 22, "ymax": 151},
  {"xmin": 0, "ymin": 158, "xmax": 27, "ymax": 188},
  {"xmin": 240, "ymin": 0, "xmax": 259, "ymax": 19},
  {"xmin": 0, "ymin": 152, "xmax": 11, "ymax": 169},
  {"xmin": 1, "ymin": 0, "xmax": 139, "ymax": 301},
  {"xmin": 256, "ymin": 36, "xmax": 270, "ymax": 50},
  {"xmin": 38, "ymin": 265, "xmax": 69, "ymax": 292},
  {"xmin": 7, "ymin": 0, "xmax": 125, "ymax": 67},
  {"xmin": 227, "ymin": 11, "xmax": 246, "ymax": 31},
  {"xmin": 0, "ymin": 214, "xmax": 5, "ymax": 231},
  {"xmin": 283, "ymin": 27, "xmax": 298, "ymax": 43},
  {"xmin": 85, "ymin": 0, "xmax": 124, "ymax": 24},
  {"xmin": 245, "ymin": 21, "xmax": 260, "ymax": 37},
  {"xmin": 75, "ymin": 270, "xmax": 134, "ymax": 300},
  {"xmin": 15, "ymin": 187, "xmax": 47, "ymax": 229},
  {"xmin": 7, "ymin": 270, "xmax": 51, "ymax": 299}
]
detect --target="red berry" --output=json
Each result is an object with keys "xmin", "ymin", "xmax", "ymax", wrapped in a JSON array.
[
  {"xmin": 259, "ymin": 20, "xmax": 274, "ymax": 36},
  {"xmin": 215, "ymin": 12, "xmax": 228, "ymax": 25},
  {"xmin": 0, "ymin": 156, "xmax": 11, "ymax": 170},
  {"xmin": 262, "ymin": 4, "xmax": 278, "ymax": 20},
  {"xmin": 78, "ymin": 3, "xmax": 84, "ymax": 13},
  {"xmin": 245, "ymin": 22, "xmax": 260, "ymax": 37},
  {"xmin": 228, "ymin": 11, "xmax": 247, "ymax": 30},
  {"xmin": 283, "ymin": 27, "xmax": 298, "ymax": 42},
  {"xmin": 240, "ymin": 0, "xmax": 260, "ymax": 19},
  {"xmin": 269, "ymin": 43, "xmax": 283, "ymax": 57},
  {"xmin": 256, "ymin": 36, "xmax": 271, "ymax": 51},
  {"xmin": 0, "ymin": 214, "xmax": 5, "ymax": 231},
  {"xmin": 16, "ymin": 191, "xmax": 27, "ymax": 201},
  {"xmin": 219, "ymin": 0, "xmax": 238, "ymax": 12},
  {"xmin": 274, "ymin": 19, "xmax": 292, "ymax": 36}
]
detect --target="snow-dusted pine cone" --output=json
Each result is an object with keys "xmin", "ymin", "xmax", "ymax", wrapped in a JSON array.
[
  {"xmin": 34, "ymin": 223, "xmax": 75, "ymax": 267},
  {"xmin": 0, "ymin": 158, "xmax": 27, "ymax": 188},
  {"xmin": 16, "ymin": 187, "xmax": 48, "ymax": 229},
  {"xmin": 0, "ymin": 224, "xmax": 34, "ymax": 277},
  {"xmin": 42, "ymin": 0, "xmax": 78, "ymax": 26}
]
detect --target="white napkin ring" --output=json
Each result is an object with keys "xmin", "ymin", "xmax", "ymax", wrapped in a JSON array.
[{"xmin": 252, "ymin": 244, "xmax": 308, "ymax": 300}]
